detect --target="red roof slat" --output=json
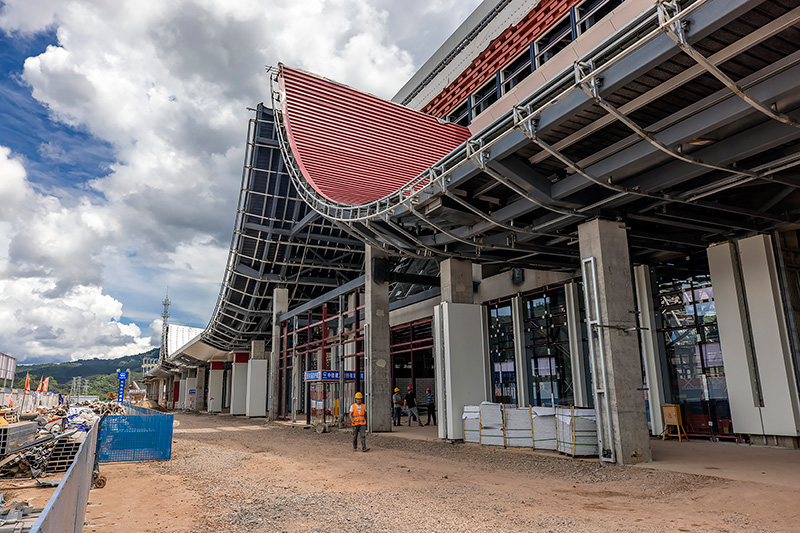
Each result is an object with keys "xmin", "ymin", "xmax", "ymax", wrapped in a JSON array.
[{"xmin": 279, "ymin": 65, "xmax": 471, "ymax": 206}]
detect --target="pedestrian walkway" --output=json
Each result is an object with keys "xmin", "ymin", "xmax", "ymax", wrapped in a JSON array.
[{"xmin": 642, "ymin": 439, "xmax": 800, "ymax": 488}]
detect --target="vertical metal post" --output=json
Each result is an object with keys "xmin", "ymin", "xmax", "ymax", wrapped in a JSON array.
[
  {"xmin": 582, "ymin": 257, "xmax": 616, "ymax": 463},
  {"xmin": 338, "ymin": 295, "xmax": 345, "ymax": 427}
]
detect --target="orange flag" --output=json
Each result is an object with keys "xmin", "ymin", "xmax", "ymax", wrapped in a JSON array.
[
  {"xmin": 24, "ymin": 373, "xmax": 30, "ymax": 392},
  {"xmin": 36, "ymin": 376, "xmax": 43, "ymax": 392},
  {"xmin": 42, "ymin": 378, "xmax": 49, "ymax": 393}
]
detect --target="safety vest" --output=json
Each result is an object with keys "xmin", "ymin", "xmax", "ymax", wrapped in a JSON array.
[{"xmin": 351, "ymin": 403, "xmax": 366, "ymax": 425}]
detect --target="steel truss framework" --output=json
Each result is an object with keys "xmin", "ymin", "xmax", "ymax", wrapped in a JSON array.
[
  {"xmin": 202, "ymin": 105, "xmax": 365, "ymax": 353},
  {"xmin": 274, "ymin": 0, "xmax": 800, "ymax": 269}
]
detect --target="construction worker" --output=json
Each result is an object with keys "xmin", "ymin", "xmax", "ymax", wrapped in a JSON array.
[
  {"xmin": 403, "ymin": 386, "xmax": 423, "ymax": 427},
  {"xmin": 392, "ymin": 387, "xmax": 402, "ymax": 427},
  {"xmin": 425, "ymin": 387, "xmax": 436, "ymax": 426},
  {"xmin": 351, "ymin": 392, "xmax": 369, "ymax": 452}
]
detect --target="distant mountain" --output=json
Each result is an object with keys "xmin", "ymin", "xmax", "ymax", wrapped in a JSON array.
[{"xmin": 13, "ymin": 348, "xmax": 159, "ymax": 396}]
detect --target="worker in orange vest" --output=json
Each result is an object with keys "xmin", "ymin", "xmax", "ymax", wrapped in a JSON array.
[{"xmin": 351, "ymin": 392, "xmax": 369, "ymax": 452}]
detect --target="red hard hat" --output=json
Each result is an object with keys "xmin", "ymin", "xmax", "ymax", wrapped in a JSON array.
[
  {"xmin": 407, "ymin": 386, "xmax": 412, "ymax": 390},
  {"xmin": 426, "ymin": 388, "xmax": 431, "ymax": 391}
]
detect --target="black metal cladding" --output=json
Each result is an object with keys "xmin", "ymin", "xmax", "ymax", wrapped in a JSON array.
[{"xmin": 202, "ymin": 105, "xmax": 365, "ymax": 352}]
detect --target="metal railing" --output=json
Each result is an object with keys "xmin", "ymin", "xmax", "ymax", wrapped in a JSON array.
[{"xmin": 271, "ymin": 0, "xmax": 686, "ymax": 224}]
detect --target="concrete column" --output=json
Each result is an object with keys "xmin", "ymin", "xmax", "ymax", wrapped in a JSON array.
[
  {"xmin": 247, "ymin": 340, "xmax": 268, "ymax": 418},
  {"xmin": 366, "ymin": 246, "xmax": 392, "ymax": 432},
  {"xmin": 634, "ymin": 265, "xmax": 666, "ymax": 435},
  {"xmin": 565, "ymin": 282, "xmax": 589, "ymax": 407},
  {"xmin": 441, "ymin": 258, "xmax": 474, "ymax": 304},
  {"xmin": 186, "ymin": 368, "xmax": 198, "ymax": 411},
  {"xmin": 230, "ymin": 353, "xmax": 249, "ymax": 416},
  {"xmin": 268, "ymin": 288, "xmax": 289, "ymax": 420},
  {"xmin": 208, "ymin": 362, "xmax": 224, "ymax": 413},
  {"xmin": 578, "ymin": 218, "xmax": 651, "ymax": 464},
  {"xmin": 196, "ymin": 366, "xmax": 206, "ymax": 411}
]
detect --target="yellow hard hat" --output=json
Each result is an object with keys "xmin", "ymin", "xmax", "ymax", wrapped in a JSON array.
[
  {"xmin": 394, "ymin": 388, "xmax": 400, "ymax": 392},
  {"xmin": 355, "ymin": 392, "xmax": 363, "ymax": 399}
]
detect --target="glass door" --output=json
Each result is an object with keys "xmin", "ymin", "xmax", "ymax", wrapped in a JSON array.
[
  {"xmin": 486, "ymin": 299, "xmax": 517, "ymax": 404},
  {"xmin": 652, "ymin": 256, "xmax": 734, "ymax": 439},
  {"xmin": 522, "ymin": 286, "xmax": 574, "ymax": 407}
]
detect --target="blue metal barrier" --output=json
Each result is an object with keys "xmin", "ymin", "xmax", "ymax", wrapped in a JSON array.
[
  {"xmin": 98, "ymin": 404, "xmax": 173, "ymax": 463},
  {"xmin": 31, "ymin": 422, "xmax": 98, "ymax": 532}
]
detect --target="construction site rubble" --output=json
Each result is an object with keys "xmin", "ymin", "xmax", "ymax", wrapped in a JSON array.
[{"xmin": 0, "ymin": 402, "xmax": 121, "ymax": 480}]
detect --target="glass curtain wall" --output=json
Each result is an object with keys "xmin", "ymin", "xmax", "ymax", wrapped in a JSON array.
[
  {"xmin": 486, "ymin": 299, "xmax": 517, "ymax": 404},
  {"xmin": 522, "ymin": 286, "xmax": 574, "ymax": 407},
  {"xmin": 652, "ymin": 256, "xmax": 733, "ymax": 438},
  {"xmin": 390, "ymin": 319, "xmax": 435, "ymax": 405}
]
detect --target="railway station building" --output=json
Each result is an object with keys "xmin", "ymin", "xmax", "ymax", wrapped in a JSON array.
[{"xmin": 145, "ymin": 0, "xmax": 800, "ymax": 464}]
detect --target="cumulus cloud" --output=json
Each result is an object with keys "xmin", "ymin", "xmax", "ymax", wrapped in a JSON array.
[
  {"xmin": 0, "ymin": 147, "xmax": 29, "ymax": 222},
  {"xmin": 0, "ymin": 0, "xmax": 481, "ymax": 363}
]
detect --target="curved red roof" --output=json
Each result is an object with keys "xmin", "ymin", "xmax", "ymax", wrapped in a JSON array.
[{"xmin": 279, "ymin": 65, "xmax": 471, "ymax": 205}]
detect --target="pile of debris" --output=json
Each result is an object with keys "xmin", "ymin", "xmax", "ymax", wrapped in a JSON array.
[
  {"xmin": 0, "ymin": 494, "xmax": 41, "ymax": 530},
  {"xmin": 0, "ymin": 403, "xmax": 117, "ymax": 480},
  {"xmin": 73, "ymin": 401, "xmax": 125, "ymax": 416}
]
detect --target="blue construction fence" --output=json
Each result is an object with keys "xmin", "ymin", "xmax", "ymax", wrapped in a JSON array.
[{"xmin": 98, "ymin": 403, "xmax": 173, "ymax": 463}]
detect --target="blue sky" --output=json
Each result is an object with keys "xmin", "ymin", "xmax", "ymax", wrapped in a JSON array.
[
  {"xmin": 0, "ymin": 29, "xmax": 114, "ymax": 196},
  {"xmin": 0, "ymin": 0, "xmax": 481, "ymax": 364}
]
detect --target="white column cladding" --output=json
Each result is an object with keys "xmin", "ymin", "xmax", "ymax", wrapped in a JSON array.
[
  {"xmin": 565, "ymin": 281, "xmax": 589, "ymax": 407},
  {"xmin": 511, "ymin": 295, "xmax": 528, "ymax": 407},
  {"xmin": 186, "ymin": 368, "xmax": 198, "ymax": 411},
  {"xmin": 633, "ymin": 265, "xmax": 666, "ymax": 435},
  {"xmin": 709, "ymin": 236, "xmax": 800, "ymax": 437},
  {"xmin": 434, "ymin": 302, "xmax": 489, "ymax": 441},
  {"xmin": 578, "ymin": 218, "xmax": 652, "ymax": 464},
  {"xmin": 178, "ymin": 373, "xmax": 187, "ymax": 410},
  {"xmin": 247, "ymin": 341, "xmax": 268, "ymax": 418},
  {"xmin": 230, "ymin": 353, "xmax": 249, "ymax": 416},
  {"xmin": 207, "ymin": 363, "xmax": 224, "ymax": 413},
  {"xmin": 268, "ymin": 288, "xmax": 289, "ymax": 420}
]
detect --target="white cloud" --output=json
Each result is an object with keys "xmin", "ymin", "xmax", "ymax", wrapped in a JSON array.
[{"xmin": 0, "ymin": 0, "xmax": 482, "ymax": 363}]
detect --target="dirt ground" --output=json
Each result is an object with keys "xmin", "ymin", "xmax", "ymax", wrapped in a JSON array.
[{"xmin": 80, "ymin": 413, "xmax": 800, "ymax": 532}]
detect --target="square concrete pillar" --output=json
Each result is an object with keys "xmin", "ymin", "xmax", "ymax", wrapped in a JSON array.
[
  {"xmin": 230, "ymin": 353, "xmax": 249, "ymax": 416},
  {"xmin": 366, "ymin": 246, "xmax": 392, "ymax": 432},
  {"xmin": 440, "ymin": 258, "xmax": 474, "ymax": 304},
  {"xmin": 268, "ymin": 288, "xmax": 289, "ymax": 420},
  {"xmin": 246, "ymin": 340, "xmax": 267, "ymax": 417},
  {"xmin": 578, "ymin": 218, "xmax": 651, "ymax": 464},
  {"xmin": 208, "ymin": 362, "xmax": 224, "ymax": 413},
  {"xmin": 195, "ymin": 366, "xmax": 206, "ymax": 411}
]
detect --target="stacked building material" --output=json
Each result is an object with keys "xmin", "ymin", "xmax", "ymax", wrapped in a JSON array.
[
  {"xmin": 556, "ymin": 406, "xmax": 598, "ymax": 457},
  {"xmin": 44, "ymin": 439, "xmax": 83, "ymax": 473},
  {"xmin": 0, "ymin": 422, "xmax": 38, "ymax": 455},
  {"xmin": 479, "ymin": 403, "xmax": 505, "ymax": 446},
  {"xmin": 462, "ymin": 406, "xmax": 480, "ymax": 443},
  {"xmin": 504, "ymin": 408, "xmax": 533, "ymax": 448},
  {"xmin": 531, "ymin": 407, "xmax": 557, "ymax": 451}
]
